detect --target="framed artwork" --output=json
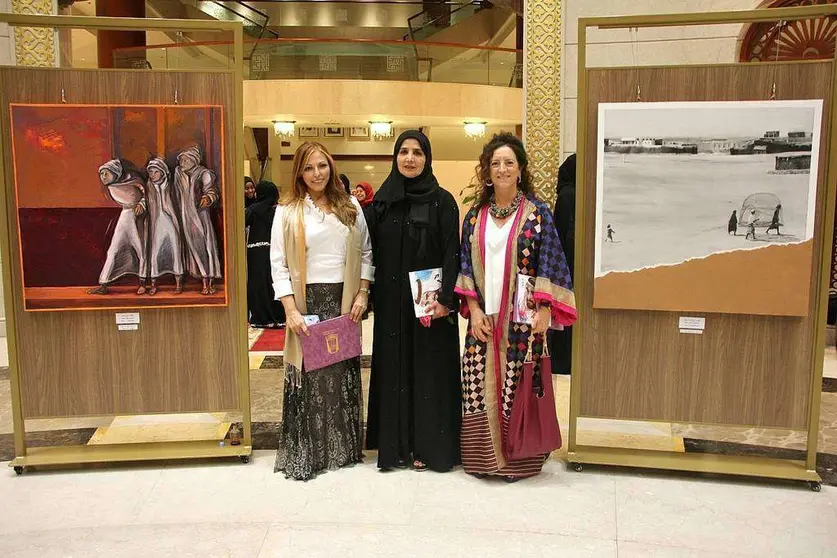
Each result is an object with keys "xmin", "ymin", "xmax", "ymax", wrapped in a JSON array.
[
  {"xmin": 594, "ymin": 100, "xmax": 823, "ymax": 317},
  {"xmin": 324, "ymin": 126, "xmax": 344, "ymax": 138},
  {"xmin": 10, "ymin": 104, "xmax": 228, "ymax": 311},
  {"xmin": 299, "ymin": 126, "xmax": 319, "ymax": 138},
  {"xmin": 349, "ymin": 126, "xmax": 369, "ymax": 138}
]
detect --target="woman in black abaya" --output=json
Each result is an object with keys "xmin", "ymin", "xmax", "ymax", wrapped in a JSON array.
[
  {"xmin": 364, "ymin": 130, "xmax": 462, "ymax": 472},
  {"xmin": 246, "ymin": 180, "xmax": 286, "ymax": 328}
]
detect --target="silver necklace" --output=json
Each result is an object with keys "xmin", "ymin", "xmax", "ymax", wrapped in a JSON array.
[{"xmin": 489, "ymin": 190, "xmax": 523, "ymax": 219}]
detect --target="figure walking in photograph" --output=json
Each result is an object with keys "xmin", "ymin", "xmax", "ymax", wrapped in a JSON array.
[
  {"xmin": 270, "ymin": 142, "xmax": 373, "ymax": 481},
  {"xmin": 606, "ymin": 224, "xmax": 616, "ymax": 242},
  {"xmin": 365, "ymin": 130, "xmax": 462, "ymax": 473},
  {"xmin": 728, "ymin": 210, "xmax": 738, "ymax": 235},
  {"xmin": 246, "ymin": 180, "xmax": 285, "ymax": 328},
  {"xmin": 88, "ymin": 159, "xmax": 148, "ymax": 295},
  {"xmin": 746, "ymin": 220, "xmax": 757, "ymax": 241},
  {"xmin": 145, "ymin": 157, "xmax": 184, "ymax": 295},
  {"xmin": 175, "ymin": 145, "xmax": 222, "ymax": 295},
  {"xmin": 766, "ymin": 204, "xmax": 782, "ymax": 235},
  {"xmin": 456, "ymin": 133, "xmax": 577, "ymax": 482}
]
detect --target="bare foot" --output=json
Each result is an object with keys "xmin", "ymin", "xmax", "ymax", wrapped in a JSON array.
[
  {"xmin": 137, "ymin": 286, "xmax": 147, "ymax": 295},
  {"xmin": 208, "ymin": 284, "xmax": 217, "ymax": 295},
  {"xmin": 149, "ymin": 286, "xmax": 158, "ymax": 296},
  {"xmin": 174, "ymin": 286, "xmax": 183, "ymax": 294},
  {"xmin": 201, "ymin": 287, "xmax": 210, "ymax": 295},
  {"xmin": 87, "ymin": 285, "xmax": 108, "ymax": 295}
]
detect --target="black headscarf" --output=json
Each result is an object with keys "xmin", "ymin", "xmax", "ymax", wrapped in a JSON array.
[
  {"xmin": 246, "ymin": 180, "xmax": 279, "ymax": 222},
  {"xmin": 339, "ymin": 173, "xmax": 351, "ymax": 194},
  {"xmin": 557, "ymin": 153, "xmax": 576, "ymax": 191},
  {"xmin": 244, "ymin": 176, "xmax": 256, "ymax": 208},
  {"xmin": 374, "ymin": 130, "xmax": 440, "ymax": 258}
]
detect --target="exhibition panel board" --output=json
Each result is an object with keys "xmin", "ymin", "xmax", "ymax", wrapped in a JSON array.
[
  {"xmin": 569, "ymin": 5, "xmax": 837, "ymax": 486},
  {"xmin": 0, "ymin": 15, "xmax": 250, "ymax": 470}
]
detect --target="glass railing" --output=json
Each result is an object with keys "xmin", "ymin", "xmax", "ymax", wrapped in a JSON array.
[
  {"xmin": 112, "ymin": 38, "xmax": 522, "ymax": 88},
  {"xmin": 408, "ymin": 1, "xmax": 484, "ymax": 42}
]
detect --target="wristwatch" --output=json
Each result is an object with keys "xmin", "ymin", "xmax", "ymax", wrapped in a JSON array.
[{"xmin": 358, "ymin": 287, "xmax": 370, "ymax": 295}]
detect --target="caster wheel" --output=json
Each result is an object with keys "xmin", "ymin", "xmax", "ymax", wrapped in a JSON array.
[
  {"xmin": 240, "ymin": 456, "xmax": 250, "ymax": 464},
  {"xmin": 572, "ymin": 463, "xmax": 583, "ymax": 473},
  {"xmin": 13, "ymin": 466, "xmax": 23, "ymax": 476},
  {"xmin": 809, "ymin": 481, "xmax": 821, "ymax": 492}
]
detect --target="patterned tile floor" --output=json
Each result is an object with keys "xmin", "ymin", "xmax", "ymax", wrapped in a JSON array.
[{"xmin": 0, "ymin": 330, "xmax": 835, "ymax": 487}]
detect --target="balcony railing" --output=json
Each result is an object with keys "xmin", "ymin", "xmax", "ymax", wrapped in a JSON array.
[{"xmin": 112, "ymin": 38, "xmax": 522, "ymax": 88}]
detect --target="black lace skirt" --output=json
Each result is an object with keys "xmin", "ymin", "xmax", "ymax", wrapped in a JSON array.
[{"xmin": 274, "ymin": 283, "xmax": 363, "ymax": 480}]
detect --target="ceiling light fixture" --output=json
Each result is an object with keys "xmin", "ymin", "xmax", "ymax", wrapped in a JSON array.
[
  {"xmin": 369, "ymin": 121, "xmax": 393, "ymax": 139},
  {"xmin": 272, "ymin": 120, "xmax": 295, "ymax": 137},
  {"xmin": 464, "ymin": 121, "xmax": 487, "ymax": 140}
]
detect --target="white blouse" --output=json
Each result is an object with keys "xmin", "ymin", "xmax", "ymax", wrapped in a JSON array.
[
  {"xmin": 483, "ymin": 216, "xmax": 513, "ymax": 316},
  {"xmin": 270, "ymin": 195, "xmax": 374, "ymax": 299}
]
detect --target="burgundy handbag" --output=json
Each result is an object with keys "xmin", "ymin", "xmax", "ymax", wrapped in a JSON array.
[
  {"xmin": 506, "ymin": 334, "xmax": 563, "ymax": 460},
  {"xmin": 299, "ymin": 315, "xmax": 362, "ymax": 372}
]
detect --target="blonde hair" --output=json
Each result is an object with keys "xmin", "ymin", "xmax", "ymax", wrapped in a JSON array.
[{"xmin": 281, "ymin": 141, "xmax": 357, "ymax": 228}]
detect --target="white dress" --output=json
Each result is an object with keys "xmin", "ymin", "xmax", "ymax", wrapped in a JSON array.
[
  {"xmin": 175, "ymin": 165, "xmax": 222, "ymax": 279},
  {"xmin": 98, "ymin": 174, "xmax": 148, "ymax": 284},
  {"xmin": 147, "ymin": 177, "xmax": 184, "ymax": 278},
  {"xmin": 483, "ymin": 215, "xmax": 513, "ymax": 316}
]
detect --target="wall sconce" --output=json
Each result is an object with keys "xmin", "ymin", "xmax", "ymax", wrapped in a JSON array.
[
  {"xmin": 464, "ymin": 121, "xmax": 487, "ymax": 139},
  {"xmin": 273, "ymin": 121, "xmax": 295, "ymax": 137},
  {"xmin": 369, "ymin": 121, "xmax": 393, "ymax": 139}
]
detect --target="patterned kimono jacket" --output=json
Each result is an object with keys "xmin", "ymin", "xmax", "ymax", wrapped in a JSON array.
[{"xmin": 455, "ymin": 195, "xmax": 577, "ymax": 478}]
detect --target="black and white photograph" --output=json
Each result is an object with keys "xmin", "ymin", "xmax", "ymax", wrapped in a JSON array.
[
  {"xmin": 298, "ymin": 126, "xmax": 319, "ymax": 138},
  {"xmin": 324, "ymin": 126, "xmax": 344, "ymax": 138},
  {"xmin": 595, "ymin": 100, "xmax": 823, "ymax": 278}
]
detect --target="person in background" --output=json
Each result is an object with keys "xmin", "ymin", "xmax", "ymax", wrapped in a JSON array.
[
  {"xmin": 246, "ymin": 180, "xmax": 285, "ymax": 328},
  {"xmin": 245, "ymin": 176, "xmax": 257, "ymax": 208},
  {"xmin": 339, "ymin": 173, "xmax": 352, "ymax": 195},
  {"xmin": 270, "ymin": 142, "xmax": 374, "ymax": 481},
  {"xmin": 550, "ymin": 154, "xmax": 576, "ymax": 375},
  {"xmin": 353, "ymin": 181, "xmax": 375, "ymax": 208},
  {"xmin": 456, "ymin": 132, "xmax": 576, "ymax": 482},
  {"xmin": 728, "ymin": 210, "xmax": 738, "ymax": 236},
  {"xmin": 365, "ymin": 130, "xmax": 462, "ymax": 473}
]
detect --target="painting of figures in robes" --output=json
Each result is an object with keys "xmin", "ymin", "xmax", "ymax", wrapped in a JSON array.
[
  {"xmin": 10, "ymin": 104, "xmax": 227, "ymax": 311},
  {"xmin": 594, "ymin": 100, "xmax": 823, "ymax": 316}
]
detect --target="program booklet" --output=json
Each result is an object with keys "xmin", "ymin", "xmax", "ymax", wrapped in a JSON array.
[
  {"xmin": 513, "ymin": 273, "xmax": 538, "ymax": 325},
  {"xmin": 409, "ymin": 268, "xmax": 443, "ymax": 318}
]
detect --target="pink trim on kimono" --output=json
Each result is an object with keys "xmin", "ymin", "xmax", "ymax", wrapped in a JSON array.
[
  {"xmin": 533, "ymin": 292, "xmax": 578, "ymax": 327},
  {"xmin": 454, "ymin": 286, "xmax": 478, "ymax": 318}
]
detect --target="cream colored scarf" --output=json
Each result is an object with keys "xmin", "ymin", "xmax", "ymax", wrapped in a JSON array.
[{"xmin": 282, "ymin": 200, "xmax": 362, "ymax": 381}]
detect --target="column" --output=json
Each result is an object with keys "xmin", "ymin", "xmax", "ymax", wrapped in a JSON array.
[
  {"xmin": 523, "ymin": 0, "xmax": 561, "ymax": 207},
  {"xmin": 96, "ymin": 0, "xmax": 145, "ymax": 69},
  {"xmin": 11, "ymin": 0, "xmax": 57, "ymax": 67}
]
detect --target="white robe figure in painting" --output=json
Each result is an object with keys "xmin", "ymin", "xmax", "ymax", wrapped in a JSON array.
[
  {"xmin": 145, "ymin": 157, "xmax": 184, "ymax": 295},
  {"xmin": 89, "ymin": 159, "xmax": 148, "ymax": 295},
  {"xmin": 175, "ymin": 145, "xmax": 222, "ymax": 295}
]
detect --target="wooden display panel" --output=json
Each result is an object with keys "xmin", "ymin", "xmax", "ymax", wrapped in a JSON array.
[
  {"xmin": 0, "ymin": 68, "xmax": 241, "ymax": 417},
  {"xmin": 578, "ymin": 62, "xmax": 832, "ymax": 430}
]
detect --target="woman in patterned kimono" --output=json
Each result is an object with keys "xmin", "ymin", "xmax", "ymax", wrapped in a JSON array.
[
  {"xmin": 145, "ymin": 157, "xmax": 184, "ymax": 295},
  {"xmin": 88, "ymin": 159, "xmax": 148, "ymax": 295},
  {"xmin": 175, "ymin": 145, "xmax": 222, "ymax": 295},
  {"xmin": 455, "ymin": 133, "xmax": 577, "ymax": 481},
  {"xmin": 269, "ymin": 142, "xmax": 374, "ymax": 480}
]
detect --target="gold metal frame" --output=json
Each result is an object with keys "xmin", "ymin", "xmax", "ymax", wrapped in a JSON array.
[
  {"xmin": 570, "ymin": 4, "xmax": 837, "ymax": 485},
  {"xmin": 0, "ymin": 14, "xmax": 251, "ymax": 470}
]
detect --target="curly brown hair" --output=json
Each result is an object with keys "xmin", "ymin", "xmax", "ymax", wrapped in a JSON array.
[{"xmin": 472, "ymin": 132, "xmax": 533, "ymax": 209}]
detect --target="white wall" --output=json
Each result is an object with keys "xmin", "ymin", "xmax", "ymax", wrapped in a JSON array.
[{"xmin": 562, "ymin": 0, "xmax": 758, "ymax": 160}]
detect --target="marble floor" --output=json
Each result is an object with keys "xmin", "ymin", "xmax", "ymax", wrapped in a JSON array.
[{"xmin": 1, "ymin": 328, "xmax": 837, "ymax": 555}]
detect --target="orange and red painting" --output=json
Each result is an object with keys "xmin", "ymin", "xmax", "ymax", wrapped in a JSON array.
[{"xmin": 10, "ymin": 104, "xmax": 227, "ymax": 311}]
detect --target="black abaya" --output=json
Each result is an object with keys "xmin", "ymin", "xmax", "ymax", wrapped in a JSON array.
[
  {"xmin": 550, "ymin": 154, "xmax": 576, "ymax": 375},
  {"xmin": 364, "ymin": 130, "xmax": 461, "ymax": 472},
  {"xmin": 246, "ymin": 181, "xmax": 286, "ymax": 328}
]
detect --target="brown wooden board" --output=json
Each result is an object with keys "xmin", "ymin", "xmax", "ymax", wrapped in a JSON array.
[
  {"xmin": 0, "ymin": 68, "xmax": 241, "ymax": 417},
  {"xmin": 578, "ymin": 62, "xmax": 833, "ymax": 429}
]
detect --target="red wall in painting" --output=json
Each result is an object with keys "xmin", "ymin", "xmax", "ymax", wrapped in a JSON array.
[{"xmin": 11, "ymin": 104, "xmax": 226, "ymax": 292}]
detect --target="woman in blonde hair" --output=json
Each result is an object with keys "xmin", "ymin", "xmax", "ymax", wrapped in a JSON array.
[{"xmin": 270, "ymin": 141, "xmax": 374, "ymax": 480}]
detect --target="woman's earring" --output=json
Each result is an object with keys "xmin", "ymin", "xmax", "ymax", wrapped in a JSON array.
[{"xmin": 485, "ymin": 181, "xmax": 494, "ymax": 188}]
